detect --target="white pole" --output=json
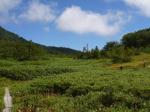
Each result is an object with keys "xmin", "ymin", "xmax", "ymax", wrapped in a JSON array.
[{"xmin": 3, "ymin": 87, "xmax": 12, "ymax": 112}]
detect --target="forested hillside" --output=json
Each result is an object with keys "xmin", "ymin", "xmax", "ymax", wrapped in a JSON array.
[
  {"xmin": 122, "ymin": 28, "xmax": 150, "ymax": 48},
  {"xmin": 47, "ymin": 46, "xmax": 80, "ymax": 55},
  {"xmin": 0, "ymin": 26, "xmax": 47, "ymax": 60},
  {"xmin": 0, "ymin": 26, "xmax": 79, "ymax": 60}
]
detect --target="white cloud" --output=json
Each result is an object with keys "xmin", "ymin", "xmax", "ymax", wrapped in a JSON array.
[
  {"xmin": 56, "ymin": 6, "xmax": 128, "ymax": 36},
  {"xmin": 0, "ymin": 0, "xmax": 21, "ymax": 13},
  {"xmin": 20, "ymin": 1, "xmax": 55, "ymax": 22},
  {"xmin": 0, "ymin": 0, "xmax": 21, "ymax": 24},
  {"xmin": 124, "ymin": 0, "xmax": 150, "ymax": 17}
]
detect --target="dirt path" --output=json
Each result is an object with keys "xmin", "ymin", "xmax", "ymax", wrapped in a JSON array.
[{"xmin": 3, "ymin": 87, "xmax": 12, "ymax": 112}]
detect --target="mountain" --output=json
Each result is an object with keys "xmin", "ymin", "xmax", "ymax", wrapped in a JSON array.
[
  {"xmin": 0, "ymin": 26, "xmax": 27, "ymax": 42},
  {"xmin": 0, "ymin": 26, "xmax": 80, "ymax": 60},
  {"xmin": 46, "ymin": 46, "xmax": 80, "ymax": 55}
]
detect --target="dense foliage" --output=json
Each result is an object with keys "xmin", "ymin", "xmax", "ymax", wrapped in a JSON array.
[
  {"xmin": 122, "ymin": 28, "xmax": 150, "ymax": 48},
  {"xmin": 103, "ymin": 41, "xmax": 121, "ymax": 51},
  {"xmin": 77, "ymin": 46, "xmax": 100, "ymax": 59},
  {"xmin": 47, "ymin": 46, "xmax": 80, "ymax": 55},
  {"xmin": 78, "ymin": 28, "xmax": 150, "ymax": 63},
  {"xmin": 108, "ymin": 46, "xmax": 133, "ymax": 63},
  {"xmin": 0, "ymin": 27, "xmax": 47, "ymax": 60},
  {"xmin": 0, "ymin": 66, "xmax": 74, "ymax": 81},
  {"xmin": 77, "ymin": 44, "xmax": 133, "ymax": 63},
  {"xmin": 0, "ymin": 57, "xmax": 149, "ymax": 112}
]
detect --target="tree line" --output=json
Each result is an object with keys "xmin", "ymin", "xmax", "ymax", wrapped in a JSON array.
[
  {"xmin": 1, "ymin": 26, "xmax": 150, "ymax": 62},
  {"xmin": 77, "ymin": 28, "xmax": 150, "ymax": 63}
]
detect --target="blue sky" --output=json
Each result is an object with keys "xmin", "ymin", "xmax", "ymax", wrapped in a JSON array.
[{"xmin": 0, "ymin": 0, "xmax": 150, "ymax": 50}]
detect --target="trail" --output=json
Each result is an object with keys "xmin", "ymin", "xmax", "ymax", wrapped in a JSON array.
[{"xmin": 3, "ymin": 87, "xmax": 12, "ymax": 112}]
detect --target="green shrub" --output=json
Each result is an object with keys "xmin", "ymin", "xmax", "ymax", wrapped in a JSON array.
[
  {"xmin": 53, "ymin": 82, "xmax": 72, "ymax": 95},
  {"xmin": 66, "ymin": 86, "xmax": 89, "ymax": 97},
  {"xmin": 0, "ymin": 67, "xmax": 75, "ymax": 80},
  {"xmin": 100, "ymin": 92, "xmax": 115, "ymax": 107},
  {"xmin": 110, "ymin": 46, "xmax": 133, "ymax": 63}
]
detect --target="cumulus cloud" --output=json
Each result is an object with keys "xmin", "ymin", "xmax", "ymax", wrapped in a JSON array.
[
  {"xmin": 124, "ymin": 0, "xmax": 150, "ymax": 17},
  {"xmin": 56, "ymin": 6, "xmax": 128, "ymax": 36},
  {"xmin": 0, "ymin": 0, "xmax": 21, "ymax": 13},
  {"xmin": 20, "ymin": 1, "xmax": 55, "ymax": 22},
  {"xmin": 0, "ymin": 0, "xmax": 21, "ymax": 23}
]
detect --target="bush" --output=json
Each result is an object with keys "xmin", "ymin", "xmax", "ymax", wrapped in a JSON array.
[
  {"xmin": 100, "ymin": 92, "xmax": 115, "ymax": 107},
  {"xmin": 0, "ymin": 67, "xmax": 75, "ymax": 80},
  {"xmin": 29, "ymin": 81, "xmax": 72, "ymax": 96},
  {"xmin": 53, "ymin": 82, "xmax": 72, "ymax": 95},
  {"xmin": 66, "ymin": 86, "xmax": 89, "ymax": 97},
  {"xmin": 110, "ymin": 46, "xmax": 133, "ymax": 63}
]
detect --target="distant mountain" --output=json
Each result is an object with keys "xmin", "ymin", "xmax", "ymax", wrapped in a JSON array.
[
  {"xmin": 47, "ymin": 46, "xmax": 80, "ymax": 55},
  {"xmin": 0, "ymin": 26, "xmax": 80, "ymax": 60}
]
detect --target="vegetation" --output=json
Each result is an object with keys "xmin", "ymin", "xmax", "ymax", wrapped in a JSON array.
[
  {"xmin": 77, "ymin": 46, "xmax": 100, "ymax": 59},
  {"xmin": 0, "ymin": 27, "xmax": 150, "ymax": 111},
  {"xmin": 0, "ymin": 27, "xmax": 79, "ymax": 60},
  {"xmin": 122, "ymin": 28, "xmax": 150, "ymax": 48},
  {"xmin": 0, "ymin": 56, "xmax": 149, "ymax": 112},
  {"xmin": 47, "ymin": 46, "xmax": 80, "ymax": 55},
  {"xmin": 78, "ymin": 28, "xmax": 150, "ymax": 63},
  {"xmin": 0, "ymin": 27, "xmax": 48, "ymax": 60},
  {"xmin": 0, "ymin": 66, "xmax": 74, "ymax": 81}
]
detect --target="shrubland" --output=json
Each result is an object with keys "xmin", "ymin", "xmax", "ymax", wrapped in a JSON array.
[{"xmin": 0, "ymin": 56, "xmax": 149, "ymax": 112}]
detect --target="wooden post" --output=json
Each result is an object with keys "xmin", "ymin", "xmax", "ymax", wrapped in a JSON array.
[
  {"xmin": 120, "ymin": 66, "xmax": 123, "ymax": 70},
  {"xmin": 119, "ymin": 65, "xmax": 123, "ymax": 70},
  {"xmin": 3, "ymin": 88, "xmax": 12, "ymax": 112}
]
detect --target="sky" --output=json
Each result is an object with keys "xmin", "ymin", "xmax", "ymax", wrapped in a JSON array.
[{"xmin": 0, "ymin": 0, "xmax": 150, "ymax": 50}]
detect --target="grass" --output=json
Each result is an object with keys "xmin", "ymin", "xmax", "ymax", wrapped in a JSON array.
[
  {"xmin": 110, "ymin": 53, "xmax": 150, "ymax": 69},
  {"xmin": 0, "ymin": 55, "xmax": 150, "ymax": 112}
]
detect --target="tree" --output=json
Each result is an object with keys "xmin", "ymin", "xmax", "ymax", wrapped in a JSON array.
[
  {"xmin": 110, "ymin": 46, "xmax": 132, "ymax": 63},
  {"xmin": 103, "ymin": 41, "xmax": 120, "ymax": 51},
  {"xmin": 91, "ymin": 46, "xmax": 99, "ymax": 58},
  {"xmin": 122, "ymin": 28, "xmax": 150, "ymax": 48}
]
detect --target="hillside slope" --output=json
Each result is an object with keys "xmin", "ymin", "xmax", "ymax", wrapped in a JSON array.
[
  {"xmin": 47, "ymin": 46, "xmax": 80, "ymax": 55},
  {"xmin": 122, "ymin": 28, "xmax": 150, "ymax": 48},
  {"xmin": 0, "ymin": 26, "xmax": 79, "ymax": 60}
]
